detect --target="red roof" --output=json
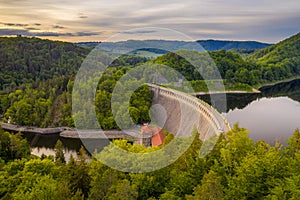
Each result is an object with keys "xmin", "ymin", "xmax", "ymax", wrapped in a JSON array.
[
  {"xmin": 152, "ymin": 130, "xmax": 166, "ymax": 146},
  {"xmin": 141, "ymin": 125, "xmax": 166, "ymax": 146}
]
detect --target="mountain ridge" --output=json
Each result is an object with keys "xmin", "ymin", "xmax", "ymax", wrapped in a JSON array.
[{"xmin": 76, "ymin": 39, "xmax": 271, "ymax": 55}]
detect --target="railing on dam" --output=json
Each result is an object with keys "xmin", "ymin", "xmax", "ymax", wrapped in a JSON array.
[{"xmin": 147, "ymin": 84, "xmax": 231, "ymax": 135}]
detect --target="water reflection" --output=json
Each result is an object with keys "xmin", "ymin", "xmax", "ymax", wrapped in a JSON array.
[
  {"xmin": 260, "ymin": 79, "xmax": 300, "ymax": 102},
  {"xmin": 198, "ymin": 79, "xmax": 300, "ymax": 144},
  {"xmin": 198, "ymin": 93, "xmax": 261, "ymax": 112},
  {"xmin": 198, "ymin": 79, "xmax": 300, "ymax": 112},
  {"xmin": 22, "ymin": 132, "xmax": 110, "ymax": 161},
  {"xmin": 225, "ymin": 97, "xmax": 300, "ymax": 144}
]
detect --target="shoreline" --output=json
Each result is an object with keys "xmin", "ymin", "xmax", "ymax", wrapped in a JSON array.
[
  {"xmin": 257, "ymin": 76, "xmax": 300, "ymax": 90},
  {"xmin": 192, "ymin": 77, "xmax": 300, "ymax": 95},
  {"xmin": 191, "ymin": 88, "xmax": 261, "ymax": 95}
]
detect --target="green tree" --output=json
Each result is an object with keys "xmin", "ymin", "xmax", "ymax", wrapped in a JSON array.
[
  {"xmin": 105, "ymin": 179, "xmax": 138, "ymax": 200},
  {"xmin": 54, "ymin": 139, "xmax": 66, "ymax": 164},
  {"xmin": 225, "ymin": 141, "xmax": 289, "ymax": 199},
  {"xmin": 286, "ymin": 129, "xmax": 300, "ymax": 157},
  {"xmin": 160, "ymin": 189, "xmax": 181, "ymax": 200},
  {"xmin": 186, "ymin": 170, "xmax": 223, "ymax": 200},
  {"xmin": 66, "ymin": 148, "xmax": 90, "ymax": 198},
  {"xmin": 12, "ymin": 175, "xmax": 61, "ymax": 200}
]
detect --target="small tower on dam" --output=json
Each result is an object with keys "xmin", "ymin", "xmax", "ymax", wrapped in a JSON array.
[{"xmin": 138, "ymin": 124, "xmax": 166, "ymax": 147}]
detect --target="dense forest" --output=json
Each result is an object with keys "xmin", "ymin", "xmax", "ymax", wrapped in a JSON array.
[
  {"xmin": 248, "ymin": 32, "xmax": 300, "ymax": 82},
  {"xmin": 152, "ymin": 50, "xmax": 261, "ymax": 85},
  {"xmin": 0, "ymin": 76, "xmax": 73, "ymax": 127},
  {"xmin": 0, "ymin": 37, "xmax": 90, "ymax": 92},
  {"xmin": 1, "ymin": 125, "xmax": 300, "ymax": 199},
  {"xmin": 0, "ymin": 55, "xmax": 152, "ymax": 128}
]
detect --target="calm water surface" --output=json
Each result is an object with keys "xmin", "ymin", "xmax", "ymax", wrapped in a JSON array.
[
  {"xmin": 199, "ymin": 79, "xmax": 300, "ymax": 144},
  {"xmin": 23, "ymin": 132, "xmax": 110, "ymax": 160},
  {"xmin": 225, "ymin": 96, "xmax": 300, "ymax": 144}
]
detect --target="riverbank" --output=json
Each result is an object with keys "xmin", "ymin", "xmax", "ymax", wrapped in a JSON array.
[
  {"xmin": 191, "ymin": 88, "xmax": 261, "ymax": 95},
  {"xmin": 165, "ymin": 80, "xmax": 260, "ymax": 95},
  {"xmin": 257, "ymin": 76, "xmax": 300, "ymax": 90},
  {"xmin": 192, "ymin": 77, "xmax": 300, "ymax": 95}
]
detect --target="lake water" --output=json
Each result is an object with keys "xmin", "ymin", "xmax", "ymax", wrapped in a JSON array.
[
  {"xmin": 225, "ymin": 96, "xmax": 300, "ymax": 144},
  {"xmin": 22, "ymin": 79, "xmax": 300, "ymax": 157},
  {"xmin": 23, "ymin": 132, "xmax": 110, "ymax": 160},
  {"xmin": 198, "ymin": 79, "xmax": 300, "ymax": 144}
]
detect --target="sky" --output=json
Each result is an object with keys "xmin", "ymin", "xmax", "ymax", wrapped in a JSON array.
[{"xmin": 0, "ymin": 0, "xmax": 299, "ymax": 43}]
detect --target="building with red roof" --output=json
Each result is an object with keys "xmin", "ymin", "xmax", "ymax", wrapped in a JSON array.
[
  {"xmin": 140, "ymin": 124, "xmax": 166, "ymax": 147},
  {"xmin": 151, "ymin": 129, "xmax": 166, "ymax": 146}
]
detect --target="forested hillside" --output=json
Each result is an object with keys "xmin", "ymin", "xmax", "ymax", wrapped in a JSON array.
[
  {"xmin": 0, "ymin": 51, "xmax": 151, "ymax": 128},
  {"xmin": 0, "ymin": 37, "xmax": 89, "ymax": 91},
  {"xmin": 152, "ymin": 50, "xmax": 262, "ymax": 85},
  {"xmin": 0, "ymin": 76, "xmax": 73, "ymax": 127},
  {"xmin": 248, "ymin": 32, "xmax": 300, "ymax": 81}
]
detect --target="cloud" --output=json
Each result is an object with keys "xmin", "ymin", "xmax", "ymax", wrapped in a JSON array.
[
  {"xmin": 35, "ymin": 32, "xmax": 67, "ymax": 37},
  {"xmin": 78, "ymin": 13, "xmax": 88, "ymax": 19},
  {"xmin": 4, "ymin": 23, "xmax": 28, "ymax": 27},
  {"xmin": 0, "ymin": 22, "xmax": 42, "ymax": 28},
  {"xmin": 0, "ymin": 28, "xmax": 101, "ymax": 37},
  {"xmin": 0, "ymin": 29, "xmax": 29, "ymax": 36},
  {"xmin": 121, "ymin": 30, "xmax": 157, "ymax": 35},
  {"xmin": 75, "ymin": 31, "xmax": 100, "ymax": 36},
  {"xmin": 25, "ymin": 27, "xmax": 40, "ymax": 31},
  {"xmin": 0, "ymin": 0, "xmax": 299, "ymax": 42},
  {"xmin": 53, "ymin": 25, "xmax": 65, "ymax": 29}
]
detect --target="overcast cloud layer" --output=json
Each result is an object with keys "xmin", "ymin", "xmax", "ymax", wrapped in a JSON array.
[{"xmin": 0, "ymin": 0, "xmax": 299, "ymax": 42}]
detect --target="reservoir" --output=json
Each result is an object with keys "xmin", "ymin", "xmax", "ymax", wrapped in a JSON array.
[{"xmin": 199, "ymin": 79, "xmax": 300, "ymax": 144}]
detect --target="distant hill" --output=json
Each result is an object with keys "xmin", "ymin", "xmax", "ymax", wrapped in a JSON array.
[
  {"xmin": 76, "ymin": 39, "xmax": 271, "ymax": 57},
  {"xmin": 0, "ymin": 36, "xmax": 89, "ymax": 91},
  {"xmin": 197, "ymin": 39, "xmax": 271, "ymax": 51},
  {"xmin": 248, "ymin": 32, "xmax": 300, "ymax": 81},
  {"xmin": 77, "ymin": 40, "xmax": 204, "ymax": 57}
]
